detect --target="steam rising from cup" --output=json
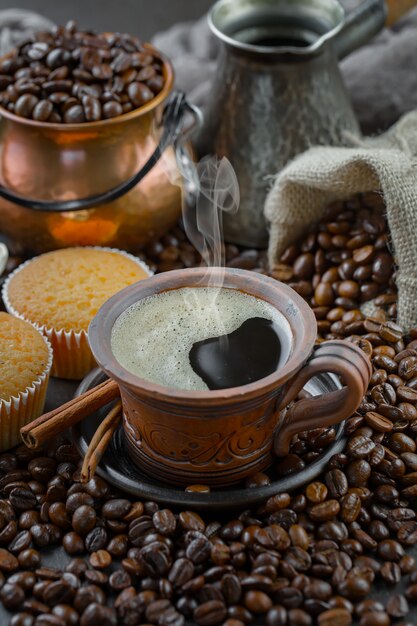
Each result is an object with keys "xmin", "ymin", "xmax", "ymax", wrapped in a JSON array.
[
  {"xmin": 159, "ymin": 140, "xmax": 240, "ymax": 335},
  {"xmin": 158, "ymin": 124, "xmax": 240, "ymax": 294},
  {"xmin": 182, "ymin": 155, "xmax": 240, "ymax": 276}
]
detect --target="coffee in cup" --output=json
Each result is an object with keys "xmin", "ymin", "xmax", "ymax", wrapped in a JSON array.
[{"xmin": 110, "ymin": 286, "xmax": 292, "ymax": 391}]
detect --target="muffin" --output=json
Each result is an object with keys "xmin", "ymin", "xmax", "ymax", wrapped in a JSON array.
[
  {"xmin": 2, "ymin": 247, "xmax": 151, "ymax": 379},
  {"xmin": 0, "ymin": 312, "xmax": 52, "ymax": 451}
]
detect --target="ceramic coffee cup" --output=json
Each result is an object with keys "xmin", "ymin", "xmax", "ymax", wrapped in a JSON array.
[{"xmin": 89, "ymin": 267, "xmax": 371, "ymax": 486}]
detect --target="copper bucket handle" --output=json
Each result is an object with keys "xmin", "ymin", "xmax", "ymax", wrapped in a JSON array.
[
  {"xmin": 0, "ymin": 91, "xmax": 201, "ymax": 212},
  {"xmin": 274, "ymin": 340, "xmax": 372, "ymax": 457}
]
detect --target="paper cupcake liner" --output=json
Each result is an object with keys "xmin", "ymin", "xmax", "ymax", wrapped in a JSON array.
[
  {"xmin": 2, "ymin": 246, "xmax": 152, "ymax": 380},
  {"xmin": 0, "ymin": 332, "xmax": 52, "ymax": 451}
]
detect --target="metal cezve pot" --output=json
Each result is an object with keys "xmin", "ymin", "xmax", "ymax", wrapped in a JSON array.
[
  {"xmin": 198, "ymin": 0, "xmax": 387, "ymax": 247},
  {"xmin": 0, "ymin": 44, "xmax": 201, "ymax": 256}
]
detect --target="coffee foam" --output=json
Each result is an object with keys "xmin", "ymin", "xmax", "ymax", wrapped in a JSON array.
[{"xmin": 110, "ymin": 287, "xmax": 292, "ymax": 391}]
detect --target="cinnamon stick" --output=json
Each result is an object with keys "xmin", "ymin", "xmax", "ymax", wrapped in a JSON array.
[
  {"xmin": 21, "ymin": 378, "xmax": 120, "ymax": 449},
  {"xmin": 81, "ymin": 400, "xmax": 122, "ymax": 483}
]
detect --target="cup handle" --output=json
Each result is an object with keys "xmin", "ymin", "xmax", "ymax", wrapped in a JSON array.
[{"xmin": 273, "ymin": 340, "xmax": 372, "ymax": 457}]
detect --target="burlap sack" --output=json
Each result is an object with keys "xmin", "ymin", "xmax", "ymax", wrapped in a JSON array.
[{"xmin": 265, "ymin": 111, "xmax": 417, "ymax": 330}]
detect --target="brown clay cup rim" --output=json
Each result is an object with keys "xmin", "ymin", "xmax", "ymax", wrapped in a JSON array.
[
  {"xmin": 88, "ymin": 267, "xmax": 317, "ymax": 407},
  {"xmin": 0, "ymin": 42, "xmax": 174, "ymax": 132}
]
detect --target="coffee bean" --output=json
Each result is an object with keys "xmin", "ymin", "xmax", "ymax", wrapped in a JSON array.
[
  {"xmin": 108, "ymin": 569, "xmax": 131, "ymax": 591},
  {"xmin": 397, "ymin": 521, "xmax": 417, "ymax": 545},
  {"xmin": 0, "ymin": 582, "xmax": 25, "ymax": 610},
  {"xmin": 364, "ymin": 412, "xmax": 392, "ymax": 433},
  {"xmin": 74, "ymin": 585, "xmax": 106, "ymax": 613},
  {"xmin": 358, "ymin": 612, "xmax": 390, "ymax": 626},
  {"xmin": 340, "ymin": 493, "xmax": 361, "ymax": 523},
  {"xmin": 102, "ymin": 101, "xmax": 123, "ymax": 119},
  {"xmin": 63, "ymin": 532, "xmax": 84, "ymax": 555},
  {"xmin": 293, "ymin": 253, "xmax": 314, "ymax": 279},
  {"xmin": 80, "ymin": 603, "xmax": 117, "ymax": 626},
  {"xmin": 43, "ymin": 579, "xmax": 74, "ymax": 605},
  {"xmin": 153, "ymin": 509, "xmax": 176, "ymax": 535},
  {"xmin": 128, "ymin": 515, "xmax": 153, "ymax": 546},
  {"xmin": 10, "ymin": 613, "xmax": 35, "ymax": 626},
  {"xmin": 0, "ymin": 547, "xmax": 19, "ymax": 572},
  {"xmin": 18, "ymin": 549, "xmax": 41, "ymax": 571},
  {"xmin": 289, "ymin": 525, "xmax": 309, "ymax": 550},
  {"xmin": 48, "ymin": 503, "xmax": 70, "ymax": 530},
  {"xmin": 314, "ymin": 283, "xmax": 334, "ymax": 306},
  {"xmin": 244, "ymin": 590, "xmax": 272, "ymax": 613},
  {"xmin": 346, "ymin": 459, "xmax": 371, "ymax": 487},
  {"xmin": 381, "ymin": 561, "xmax": 401, "ymax": 584},
  {"xmin": 107, "ymin": 534, "xmax": 128, "ymax": 558},
  {"xmin": 81, "ymin": 95, "xmax": 101, "ymax": 122},
  {"xmin": 14, "ymin": 94, "xmax": 39, "ymax": 117},
  {"xmin": 63, "ymin": 105, "xmax": 85, "ymax": 124},
  {"xmin": 30, "ymin": 524, "xmax": 50, "ymax": 548},
  {"xmin": 179, "ymin": 511, "xmax": 205, "ymax": 532},
  {"xmin": 310, "ymin": 500, "xmax": 340, "ymax": 522},
  {"xmin": 29, "ymin": 99, "xmax": 53, "ymax": 122},
  {"xmin": 9, "ymin": 487, "xmax": 37, "ymax": 511},
  {"xmin": 338, "ymin": 577, "xmax": 370, "ymax": 600},
  {"xmin": 194, "ymin": 600, "xmax": 227, "ymax": 625},
  {"xmin": 347, "ymin": 434, "xmax": 376, "ymax": 458},
  {"xmin": 82, "ymin": 526, "xmax": 106, "ymax": 553},
  {"xmin": 101, "ymin": 498, "xmax": 131, "ymax": 520},
  {"xmin": 168, "ymin": 558, "xmax": 194, "ymax": 587},
  {"xmin": 306, "ymin": 482, "xmax": 328, "ymax": 503},
  {"xmin": 318, "ymin": 608, "xmax": 352, "ymax": 626},
  {"xmin": 254, "ymin": 525, "xmax": 290, "ymax": 550},
  {"xmin": 386, "ymin": 594, "xmax": 409, "ymax": 618},
  {"xmin": 89, "ymin": 550, "xmax": 112, "ymax": 569},
  {"xmin": 390, "ymin": 432, "xmax": 416, "ymax": 453},
  {"xmin": 83, "ymin": 569, "xmax": 107, "ymax": 586},
  {"xmin": 325, "ymin": 469, "xmax": 348, "ymax": 497},
  {"xmin": 377, "ymin": 539, "xmax": 404, "ymax": 561},
  {"xmin": 397, "ymin": 386, "xmax": 417, "ymax": 403},
  {"xmin": 266, "ymin": 605, "xmax": 288, "ymax": 626},
  {"xmin": 72, "ymin": 505, "xmax": 96, "ymax": 535},
  {"xmin": 52, "ymin": 605, "xmax": 79, "ymax": 625},
  {"xmin": 127, "ymin": 81, "xmax": 154, "ymax": 107}
]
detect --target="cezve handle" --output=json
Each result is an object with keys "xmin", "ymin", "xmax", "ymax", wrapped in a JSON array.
[
  {"xmin": 334, "ymin": 0, "xmax": 387, "ymax": 60},
  {"xmin": 274, "ymin": 340, "xmax": 372, "ymax": 457}
]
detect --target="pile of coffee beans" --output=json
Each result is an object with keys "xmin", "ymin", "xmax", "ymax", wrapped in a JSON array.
[
  {"xmin": 0, "ymin": 21, "xmax": 166, "ymax": 123},
  {"xmin": 2, "ymin": 191, "xmax": 417, "ymax": 626},
  {"xmin": 143, "ymin": 226, "xmax": 267, "ymax": 276}
]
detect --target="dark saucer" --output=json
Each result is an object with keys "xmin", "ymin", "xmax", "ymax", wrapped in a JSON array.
[{"xmin": 72, "ymin": 369, "xmax": 347, "ymax": 511}]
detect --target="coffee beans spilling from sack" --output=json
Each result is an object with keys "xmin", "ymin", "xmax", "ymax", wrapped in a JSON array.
[
  {"xmin": 0, "ymin": 20, "xmax": 166, "ymax": 123},
  {"xmin": 271, "ymin": 192, "xmax": 396, "ymax": 328},
  {"xmin": 2, "ymin": 192, "xmax": 417, "ymax": 625}
]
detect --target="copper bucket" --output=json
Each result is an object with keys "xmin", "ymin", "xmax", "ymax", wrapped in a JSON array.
[{"xmin": 0, "ymin": 45, "xmax": 201, "ymax": 256}]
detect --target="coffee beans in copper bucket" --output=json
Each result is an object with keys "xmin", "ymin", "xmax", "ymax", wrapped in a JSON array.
[{"xmin": 0, "ymin": 21, "xmax": 166, "ymax": 123}]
